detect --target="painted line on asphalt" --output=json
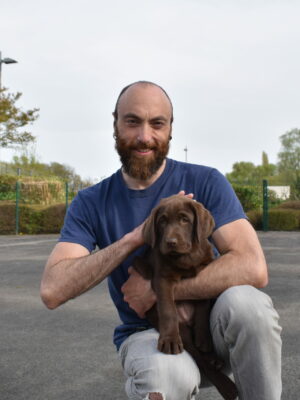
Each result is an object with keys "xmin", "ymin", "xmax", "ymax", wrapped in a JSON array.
[{"xmin": 0, "ymin": 239, "xmax": 58, "ymax": 247}]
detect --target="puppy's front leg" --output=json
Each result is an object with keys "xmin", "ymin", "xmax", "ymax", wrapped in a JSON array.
[{"xmin": 153, "ymin": 276, "xmax": 183, "ymax": 355}]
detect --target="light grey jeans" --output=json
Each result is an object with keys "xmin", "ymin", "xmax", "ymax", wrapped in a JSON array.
[{"xmin": 119, "ymin": 285, "xmax": 282, "ymax": 400}]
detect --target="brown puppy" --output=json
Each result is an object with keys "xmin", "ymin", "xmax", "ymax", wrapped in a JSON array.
[{"xmin": 133, "ymin": 195, "xmax": 238, "ymax": 400}]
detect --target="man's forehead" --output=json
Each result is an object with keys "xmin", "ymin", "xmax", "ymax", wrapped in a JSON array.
[{"xmin": 117, "ymin": 83, "xmax": 172, "ymax": 117}]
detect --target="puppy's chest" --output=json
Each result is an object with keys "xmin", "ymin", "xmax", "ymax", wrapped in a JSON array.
[{"xmin": 150, "ymin": 251, "xmax": 202, "ymax": 280}]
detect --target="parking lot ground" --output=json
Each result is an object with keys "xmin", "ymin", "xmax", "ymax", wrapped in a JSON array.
[{"xmin": 0, "ymin": 231, "xmax": 299, "ymax": 399}]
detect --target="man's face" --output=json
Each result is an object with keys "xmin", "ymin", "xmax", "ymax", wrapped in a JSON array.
[{"xmin": 114, "ymin": 84, "xmax": 173, "ymax": 180}]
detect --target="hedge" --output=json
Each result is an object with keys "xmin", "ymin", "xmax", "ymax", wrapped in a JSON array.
[
  {"xmin": 247, "ymin": 208, "xmax": 300, "ymax": 231},
  {"xmin": 0, "ymin": 203, "xmax": 66, "ymax": 234},
  {"xmin": 1, "ymin": 201, "xmax": 299, "ymax": 235},
  {"xmin": 276, "ymin": 200, "xmax": 300, "ymax": 210}
]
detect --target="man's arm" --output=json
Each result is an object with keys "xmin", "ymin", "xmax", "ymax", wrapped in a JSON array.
[
  {"xmin": 121, "ymin": 219, "xmax": 268, "ymax": 316},
  {"xmin": 174, "ymin": 218, "xmax": 268, "ymax": 300},
  {"xmin": 40, "ymin": 224, "xmax": 144, "ymax": 309}
]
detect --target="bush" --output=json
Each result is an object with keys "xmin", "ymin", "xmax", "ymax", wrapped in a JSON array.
[
  {"xmin": 247, "ymin": 210, "xmax": 263, "ymax": 230},
  {"xmin": 268, "ymin": 209, "xmax": 300, "ymax": 231},
  {"xmin": 247, "ymin": 208, "xmax": 300, "ymax": 230},
  {"xmin": 232, "ymin": 184, "xmax": 261, "ymax": 211},
  {"xmin": 0, "ymin": 203, "xmax": 16, "ymax": 234},
  {"xmin": 0, "ymin": 175, "xmax": 17, "ymax": 201},
  {"xmin": 39, "ymin": 204, "xmax": 66, "ymax": 233},
  {"xmin": 0, "ymin": 203, "xmax": 66, "ymax": 234},
  {"xmin": 277, "ymin": 200, "xmax": 300, "ymax": 210}
]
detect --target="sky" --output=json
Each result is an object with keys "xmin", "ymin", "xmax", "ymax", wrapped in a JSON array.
[{"xmin": 1, "ymin": 0, "xmax": 300, "ymax": 182}]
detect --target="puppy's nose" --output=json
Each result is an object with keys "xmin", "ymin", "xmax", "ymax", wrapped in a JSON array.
[{"xmin": 166, "ymin": 238, "xmax": 178, "ymax": 248}]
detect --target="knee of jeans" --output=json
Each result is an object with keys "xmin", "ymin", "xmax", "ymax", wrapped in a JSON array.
[
  {"xmin": 130, "ymin": 352, "xmax": 199, "ymax": 400},
  {"xmin": 215, "ymin": 285, "xmax": 278, "ymax": 335},
  {"xmin": 147, "ymin": 353, "xmax": 198, "ymax": 392}
]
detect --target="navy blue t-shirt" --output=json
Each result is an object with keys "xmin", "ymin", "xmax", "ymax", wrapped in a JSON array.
[{"xmin": 59, "ymin": 158, "xmax": 246, "ymax": 349}]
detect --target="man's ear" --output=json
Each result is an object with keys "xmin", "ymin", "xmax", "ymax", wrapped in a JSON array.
[
  {"xmin": 192, "ymin": 202, "xmax": 215, "ymax": 242},
  {"xmin": 112, "ymin": 111, "xmax": 118, "ymax": 133}
]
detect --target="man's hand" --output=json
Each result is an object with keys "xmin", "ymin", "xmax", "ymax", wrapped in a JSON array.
[
  {"xmin": 121, "ymin": 267, "xmax": 156, "ymax": 318},
  {"xmin": 178, "ymin": 190, "xmax": 194, "ymax": 199}
]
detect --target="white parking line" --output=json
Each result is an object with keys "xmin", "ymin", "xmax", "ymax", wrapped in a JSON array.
[{"xmin": 0, "ymin": 239, "xmax": 58, "ymax": 247}]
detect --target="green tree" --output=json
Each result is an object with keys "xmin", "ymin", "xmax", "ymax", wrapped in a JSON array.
[
  {"xmin": 262, "ymin": 151, "xmax": 269, "ymax": 167},
  {"xmin": 226, "ymin": 161, "xmax": 259, "ymax": 184},
  {"xmin": 0, "ymin": 87, "xmax": 39, "ymax": 148},
  {"xmin": 277, "ymin": 128, "xmax": 300, "ymax": 197},
  {"xmin": 256, "ymin": 151, "xmax": 277, "ymax": 180},
  {"xmin": 9, "ymin": 150, "xmax": 94, "ymax": 188},
  {"xmin": 226, "ymin": 152, "xmax": 277, "ymax": 185}
]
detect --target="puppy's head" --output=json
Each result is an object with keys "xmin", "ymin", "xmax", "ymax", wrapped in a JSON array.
[{"xmin": 143, "ymin": 195, "xmax": 215, "ymax": 255}]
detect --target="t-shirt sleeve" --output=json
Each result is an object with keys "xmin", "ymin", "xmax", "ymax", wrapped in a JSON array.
[
  {"xmin": 58, "ymin": 192, "xmax": 97, "ymax": 253},
  {"xmin": 201, "ymin": 168, "xmax": 247, "ymax": 231}
]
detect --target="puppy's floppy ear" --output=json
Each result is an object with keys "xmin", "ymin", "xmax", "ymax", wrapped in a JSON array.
[
  {"xmin": 143, "ymin": 207, "xmax": 159, "ymax": 248},
  {"xmin": 192, "ymin": 201, "xmax": 215, "ymax": 242}
]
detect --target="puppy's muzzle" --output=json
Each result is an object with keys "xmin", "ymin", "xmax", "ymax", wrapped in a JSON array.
[{"xmin": 166, "ymin": 237, "xmax": 178, "ymax": 248}]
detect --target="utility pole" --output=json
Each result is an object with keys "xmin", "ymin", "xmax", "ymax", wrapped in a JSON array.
[
  {"xmin": 184, "ymin": 146, "xmax": 188, "ymax": 162},
  {"xmin": 0, "ymin": 51, "xmax": 18, "ymax": 91}
]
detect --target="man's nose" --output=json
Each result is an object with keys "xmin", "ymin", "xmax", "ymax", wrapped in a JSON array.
[{"xmin": 137, "ymin": 123, "xmax": 152, "ymax": 143}]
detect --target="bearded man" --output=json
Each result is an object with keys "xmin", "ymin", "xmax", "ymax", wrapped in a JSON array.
[{"xmin": 41, "ymin": 81, "xmax": 282, "ymax": 400}]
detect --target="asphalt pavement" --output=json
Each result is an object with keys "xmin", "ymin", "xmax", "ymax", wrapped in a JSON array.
[{"xmin": 0, "ymin": 231, "xmax": 299, "ymax": 400}]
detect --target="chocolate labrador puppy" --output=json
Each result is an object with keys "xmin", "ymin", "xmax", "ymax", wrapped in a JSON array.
[{"xmin": 133, "ymin": 195, "xmax": 238, "ymax": 400}]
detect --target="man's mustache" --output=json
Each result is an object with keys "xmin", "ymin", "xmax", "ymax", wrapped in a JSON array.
[{"xmin": 130, "ymin": 142, "xmax": 157, "ymax": 151}]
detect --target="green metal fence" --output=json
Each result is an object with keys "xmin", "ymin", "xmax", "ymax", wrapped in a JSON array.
[
  {"xmin": 262, "ymin": 180, "xmax": 269, "ymax": 232},
  {"xmin": 0, "ymin": 178, "xmax": 297, "ymax": 234},
  {"xmin": 0, "ymin": 179, "xmax": 85, "ymax": 234}
]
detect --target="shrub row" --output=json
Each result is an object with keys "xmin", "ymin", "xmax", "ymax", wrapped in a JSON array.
[
  {"xmin": 247, "ymin": 208, "xmax": 300, "ymax": 231},
  {"xmin": 276, "ymin": 200, "xmax": 300, "ymax": 210},
  {"xmin": 1, "ymin": 202, "xmax": 300, "ymax": 235},
  {"xmin": 0, "ymin": 203, "xmax": 66, "ymax": 234}
]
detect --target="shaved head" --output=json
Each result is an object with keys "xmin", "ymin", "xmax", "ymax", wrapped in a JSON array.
[{"xmin": 113, "ymin": 81, "xmax": 174, "ymax": 124}]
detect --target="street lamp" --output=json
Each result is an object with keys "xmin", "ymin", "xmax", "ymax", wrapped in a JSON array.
[
  {"xmin": 184, "ymin": 146, "xmax": 188, "ymax": 162},
  {"xmin": 0, "ymin": 51, "xmax": 18, "ymax": 91}
]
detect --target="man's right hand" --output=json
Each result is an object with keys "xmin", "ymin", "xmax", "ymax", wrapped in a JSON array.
[{"xmin": 121, "ymin": 267, "xmax": 157, "ymax": 318}]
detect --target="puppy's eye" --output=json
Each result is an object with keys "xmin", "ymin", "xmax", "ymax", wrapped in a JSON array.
[
  {"xmin": 179, "ymin": 215, "xmax": 190, "ymax": 223},
  {"xmin": 158, "ymin": 216, "xmax": 167, "ymax": 226}
]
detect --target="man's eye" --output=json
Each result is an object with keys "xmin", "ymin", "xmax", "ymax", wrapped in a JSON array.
[
  {"xmin": 125, "ymin": 119, "xmax": 139, "ymax": 127},
  {"xmin": 152, "ymin": 121, "xmax": 164, "ymax": 128}
]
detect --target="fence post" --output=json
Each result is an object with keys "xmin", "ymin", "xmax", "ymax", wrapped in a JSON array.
[
  {"xmin": 262, "ymin": 179, "xmax": 269, "ymax": 232},
  {"xmin": 65, "ymin": 182, "xmax": 69, "ymax": 210},
  {"xmin": 15, "ymin": 181, "xmax": 20, "ymax": 235}
]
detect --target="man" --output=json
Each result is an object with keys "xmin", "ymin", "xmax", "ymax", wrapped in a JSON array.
[{"xmin": 41, "ymin": 81, "xmax": 282, "ymax": 400}]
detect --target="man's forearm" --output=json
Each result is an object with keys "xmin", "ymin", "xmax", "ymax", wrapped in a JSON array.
[
  {"xmin": 41, "ymin": 229, "xmax": 143, "ymax": 309},
  {"xmin": 174, "ymin": 249, "xmax": 268, "ymax": 301}
]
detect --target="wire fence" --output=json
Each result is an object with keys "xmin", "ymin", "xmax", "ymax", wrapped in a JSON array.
[
  {"xmin": 0, "ymin": 178, "xmax": 89, "ymax": 235},
  {"xmin": 1, "ymin": 177, "xmax": 296, "ymax": 235}
]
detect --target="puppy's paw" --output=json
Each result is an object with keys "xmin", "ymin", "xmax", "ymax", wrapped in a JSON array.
[{"xmin": 157, "ymin": 333, "xmax": 184, "ymax": 354}]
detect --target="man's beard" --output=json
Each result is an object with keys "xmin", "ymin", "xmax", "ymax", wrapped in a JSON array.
[{"xmin": 114, "ymin": 128, "xmax": 171, "ymax": 180}]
